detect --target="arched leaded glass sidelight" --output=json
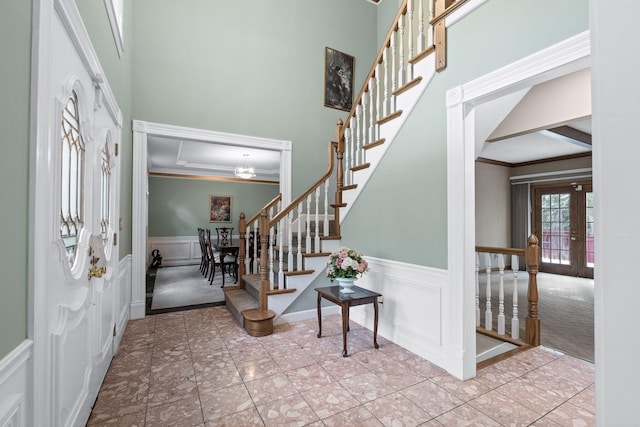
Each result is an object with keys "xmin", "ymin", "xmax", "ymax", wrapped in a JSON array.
[
  {"xmin": 60, "ymin": 91, "xmax": 85, "ymax": 265},
  {"xmin": 100, "ymin": 143, "xmax": 111, "ymax": 242}
]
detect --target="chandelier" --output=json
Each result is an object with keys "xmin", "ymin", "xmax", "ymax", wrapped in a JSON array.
[{"xmin": 234, "ymin": 153, "xmax": 256, "ymax": 179}]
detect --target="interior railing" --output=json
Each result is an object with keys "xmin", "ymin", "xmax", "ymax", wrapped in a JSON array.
[
  {"xmin": 235, "ymin": 0, "xmax": 468, "ymax": 316},
  {"xmin": 475, "ymin": 235, "xmax": 541, "ymax": 348}
]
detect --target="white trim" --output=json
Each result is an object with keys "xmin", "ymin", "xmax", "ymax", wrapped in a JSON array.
[
  {"xmin": 0, "ymin": 340, "xmax": 33, "ymax": 427},
  {"xmin": 445, "ymin": 0, "xmax": 489, "ymax": 27},
  {"xmin": 103, "ymin": 0, "xmax": 124, "ymax": 58},
  {"xmin": 509, "ymin": 168, "xmax": 592, "ymax": 181},
  {"xmin": 275, "ymin": 306, "xmax": 341, "ymax": 325},
  {"xmin": 447, "ymin": 31, "xmax": 591, "ymax": 380},
  {"xmin": 131, "ymin": 120, "xmax": 293, "ymax": 319}
]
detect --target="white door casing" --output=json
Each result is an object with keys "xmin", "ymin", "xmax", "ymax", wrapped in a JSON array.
[
  {"xmin": 30, "ymin": 0, "xmax": 123, "ymax": 425},
  {"xmin": 446, "ymin": 31, "xmax": 590, "ymax": 380}
]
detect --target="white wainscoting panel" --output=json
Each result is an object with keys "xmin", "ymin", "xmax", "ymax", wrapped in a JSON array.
[
  {"xmin": 0, "ymin": 341, "xmax": 32, "ymax": 427},
  {"xmin": 116, "ymin": 255, "xmax": 131, "ymax": 351},
  {"xmin": 148, "ymin": 236, "xmax": 206, "ymax": 267},
  {"xmin": 347, "ymin": 257, "xmax": 458, "ymax": 375}
]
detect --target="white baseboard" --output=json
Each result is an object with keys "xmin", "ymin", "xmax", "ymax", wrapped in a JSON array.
[
  {"xmin": 275, "ymin": 306, "xmax": 340, "ymax": 325},
  {"xmin": 0, "ymin": 340, "xmax": 33, "ymax": 427}
]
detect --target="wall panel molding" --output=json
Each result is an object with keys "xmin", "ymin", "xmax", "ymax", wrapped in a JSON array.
[{"xmin": 0, "ymin": 340, "xmax": 32, "ymax": 427}]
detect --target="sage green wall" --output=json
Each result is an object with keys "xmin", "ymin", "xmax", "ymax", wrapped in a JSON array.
[
  {"xmin": 76, "ymin": 0, "xmax": 135, "ymax": 259},
  {"xmin": 148, "ymin": 177, "xmax": 279, "ymax": 237},
  {"xmin": 0, "ymin": 0, "xmax": 31, "ymax": 359},
  {"xmin": 342, "ymin": 0, "xmax": 589, "ymax": 269},
  {"xmin": 131, "ymin": 0, "xmax": 378, "ymax": 197}
]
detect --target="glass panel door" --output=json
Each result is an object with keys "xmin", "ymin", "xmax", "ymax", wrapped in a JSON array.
[{"xmin": 533, "ymin": 182, "xmax": 593, "ymax": 278}]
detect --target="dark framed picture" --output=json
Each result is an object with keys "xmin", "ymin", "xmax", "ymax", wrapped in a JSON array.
[
  {"xmin": 324, "ymin": 47, "xmax": 354, "ymax": 112},
  {"xmin": 209, "ymin": 195, "xmax": 232, "ymax": 222}
]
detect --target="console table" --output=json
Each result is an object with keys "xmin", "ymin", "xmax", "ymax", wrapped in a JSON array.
[{"xmin": 315, "ymin": 285, "xmax": 382, "ymax": 357}]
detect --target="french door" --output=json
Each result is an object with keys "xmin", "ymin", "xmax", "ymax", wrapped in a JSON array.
[{"xmin": 532, "ymin": 182, "xmax": 594, "ymax": 278}]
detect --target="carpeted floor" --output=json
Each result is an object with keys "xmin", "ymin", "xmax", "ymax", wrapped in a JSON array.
[
  {"xmin": 148, "ymin": 265, "xmax": 226, "ymax": 313},
  {"xmin": 478, "ymin": 271, "xmax": 594, "ymax": 362}
]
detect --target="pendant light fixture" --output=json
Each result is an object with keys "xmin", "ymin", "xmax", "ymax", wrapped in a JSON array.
[{"xmin": 234, "ymin": 153, "xmax": 256, "ymax": 179}]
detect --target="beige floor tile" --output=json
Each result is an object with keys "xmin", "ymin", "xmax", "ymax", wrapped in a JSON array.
[
  {"xmin": 339, "ymin": 371, "xmax": 394, "ymax": 403},
  {"xmin": 364, "ymin": 391, "xmax": 432, "ymax": 426},
  {"xmin": 144, "ymin": 395, "xmax": 204, "ymax": 427},
  {"xmin": 255, "ymin": 394, "xmax": 319, "ymax": 427},
  {"xmin": 401, "ymin": 380, "xmax": 464, "ymax": 418},
  {"xmin": 543, "ymin": 401, "xmax": 596, "ymax": 427},
  {"xmin": 300, "ymin": 381, "xmax": 360, "ymax": 419},
  {"xmin": 468, "ymin": 389, "xmax": 542, "ymax": 426},
  {"xmin": 199, "ymin": 383, "xmax": 254, "ymax": 422},
  {"xmin": 244, "ymin": 372, "xmax": 299, "ymax": 405},
  {"xmin": 322, "ymin": 406, "xmax": 384, "ymax": 427}
]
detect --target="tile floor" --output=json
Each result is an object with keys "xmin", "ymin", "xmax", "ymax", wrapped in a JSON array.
[{"xmin": 87, "ymin": 306, "xmax": 595, "ymax": 426}]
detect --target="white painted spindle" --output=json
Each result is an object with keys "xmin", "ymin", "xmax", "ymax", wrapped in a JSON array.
[
  {"xmin": 511, "ymin": 254, "xmax": 520, "ymax": 340},
  {"xmin": 417, "ymin": 0, "xmax": 425, "ymax": 52},
  {"xmin": 376, "ymin": 63, "xmax": 382, "ymax": 123},
  {"xmin": 408, "ymin": 0, "xmax": 414, "ymax": 80},
  {"xmin": 296, "ymin": 204, "xmax": 302, "ymax": 269},
  {"xmin": 323, "ymin": 182, "xmax": 329, "ymax": 237},
  {"xmin": 428, "ymin": 0, "xmax": 435, "ymax": 47},
  {"xmin": 305, "ymin": 195, "xmax": 312, "ymax": 254},
  {"xmin": 398, "ymin": 11, "xmax": 406, "ymax": 87},
  {"xmin": 278, "ymin": 217, "xmax": 284, "ymax": 287},
  {"xmin": 287, "ymin": 211, "xmax": 294, "ymax": 269},
  {"xmin": 314, "ymin": 187, "xmax": 320, "ymax": 252},
  {"xmin": 368, "ymin": 83, "xmax": 375, "ymax": 143},
  {"xmin": 484, "ymin": 253, "xmax": 492, "ymax": 331},
  {"xmin": 391, "ymin": 32, "xmax": 397, "ymax": 94},
  {"xmin": 497, "ymin": 254, "xmax": 505, "ymax": 335},
  {"xmin": 382, "ymin": 47, "xmax": 389, "ymax": 117}
]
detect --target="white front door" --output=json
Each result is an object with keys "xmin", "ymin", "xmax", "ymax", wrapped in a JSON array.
[{"xmin": 31, "ymin": 1, "xmax": 122, "ymax": 425}]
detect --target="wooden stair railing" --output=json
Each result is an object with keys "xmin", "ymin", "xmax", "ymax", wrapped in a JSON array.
[
  {"xmin": 475, "ymin": 234, "xmax": 541, "ymax": 347},
  {"xmin": 231, "ymin": 0, "xmax": 470, "ymax": 335}
]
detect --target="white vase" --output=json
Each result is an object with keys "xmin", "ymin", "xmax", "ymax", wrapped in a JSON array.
[{"xmin": 335, "ymin": 277, "xmax": 356, "ymax": 294}]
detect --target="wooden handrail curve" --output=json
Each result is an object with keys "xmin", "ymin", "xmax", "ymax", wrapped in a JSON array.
[
  {"xmin": 341, "ymin": 0, "xmax": 409, "ymax": 136},
  {"xmin": 245, "ymin": 193, "xmax": 282, "ymax": 226}
]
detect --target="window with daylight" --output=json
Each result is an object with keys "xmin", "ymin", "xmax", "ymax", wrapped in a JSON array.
[
  {"xmin": 60, "ymin": 91, "xmax": 85, "ymax": 265},
  {"xmin": 100, "ymin": 144, "xmax": 111, "ymax": 242}
]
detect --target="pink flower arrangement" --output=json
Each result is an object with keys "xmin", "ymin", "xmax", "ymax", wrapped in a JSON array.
[{"xmin": 326, "ymin": 247, "xmax": 369, "ymax": 280}]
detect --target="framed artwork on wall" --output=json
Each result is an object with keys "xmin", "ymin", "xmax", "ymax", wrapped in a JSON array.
[
  {"xmin": 209, "ymin": 195, "xmax": 232, "ymax": 222},
  {"xmin": 324, "ymin": 47, "xmax": 354, "ymax": 112}
]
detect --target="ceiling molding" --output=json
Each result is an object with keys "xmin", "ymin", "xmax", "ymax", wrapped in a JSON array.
[{"xmin": 148, "ymin": 172, "xmax": 279, "ymax": 185}]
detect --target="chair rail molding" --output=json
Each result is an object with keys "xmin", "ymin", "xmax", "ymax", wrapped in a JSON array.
[{"xmin": 0, "ymin": 340, "xmax": 33, "ymax": 427}]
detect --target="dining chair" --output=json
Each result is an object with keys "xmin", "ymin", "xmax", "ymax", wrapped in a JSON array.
[{"xmin": 215, "ymin": 227, "xmax": 233, "ymax": 246}]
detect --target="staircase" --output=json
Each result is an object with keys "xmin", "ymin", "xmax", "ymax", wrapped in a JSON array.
[{"xmin": 224, "ymin": 0, "xmax": 469, "ymax": 336}]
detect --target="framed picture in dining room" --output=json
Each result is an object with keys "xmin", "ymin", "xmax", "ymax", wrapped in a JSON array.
[
  {"xmin": 209, "ymin": 195, "xmax": 232, "ymax": 222},
  {"xmin": 324, "ymin": 47, "xmax": 354, "ymax": 112}
]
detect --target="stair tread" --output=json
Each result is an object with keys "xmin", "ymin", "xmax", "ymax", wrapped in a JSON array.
[{"xmin": 225, "ymin": 288, "xmax": 259, "ymax": 312}]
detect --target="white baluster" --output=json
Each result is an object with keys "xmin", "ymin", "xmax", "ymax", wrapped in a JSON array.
[
  {"xmin": 475, "ymin": 252, "xmax": 480, "ymax": 327},
  {"xmin": 344, "ymin": 126, "xmax": 352, "ymax": 186},
  {"xmin": 356, "ymin": 104, "xmax": 363, "ymax": 165},
  {"xmin": 417, "ymin": 0, "xmax": 425, "ymax": 52},
  {"xmin": 314, "ymin": 187, "xmax": 320, "ymax": 252},
  {"xmin": 376, "ymin": 63, "xmax": 382, "ymax": 123},
  {"xmin": 269, "ymin": 221, "xmax": 275, "ymax": 286},
  {"xmin": 287, "ymin": 211, "xmax": 294, "ymax": 269},
  {"xmin": 349, "ymin": 117, "xmax": 355, "ymax": 181},
  {"xmin": 297, "ymin": 203, "xmax": 302, "ymax": 270},
  {"xmin": 254, "ymin": 222, "xmax": 260, "ymax": 274},
  {"xmin": 323, "ymin": 181, "xmax": 329, "ymax": 237},
  {"xmin": 511, "ymin": 254, "xmax": 520, "ymax": 340},
  {"xmin": 497, "ymin": 254, "xmax": 506, "ymax": 335},
  {"xmin": 382, "ymin": 47, "xmax": 389, "ymax": 117},
  {"xmin": 368, "ymin": 81, "xmax": 375, "ymax": 142},
  {"xmin": 305, "ymin": 195, "xmax": 312, "ymax": 254},
  {"xmin": 278, "ymin": 217, "xmax": 284, "ymax": 287},
  {"xmin": 408, "ymin": 0, "xmax": 414, "ymax": 80},
  {"xmin": 428, "ymin": 0, "xmax": 435, "ymax": 47},
  {"xmin": 363, "ymin": 90, "xmax": 369, "ymax": 146},
  {"xmin": 398, "ymin": 11, "xmax": 406, "ymax": 87},
  {"xmin": 391, "ymin": 32, "xmax": 397, "ymax": 95},
  {"xmin": 484, "ymin": 253, "xmax": 492, "ymax": 331}
]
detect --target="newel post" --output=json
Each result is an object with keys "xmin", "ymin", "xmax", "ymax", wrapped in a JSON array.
[
  {"xmin": 525, "ymin": 234, "xmax": 541, "ymax": 346},
  {"xmin": 333, "ymin": 119, "xmax": 345, "ymax": 237},
  {"xmin": 237, "ymin": 212, "xmax": 246, "ymax": 289}
]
